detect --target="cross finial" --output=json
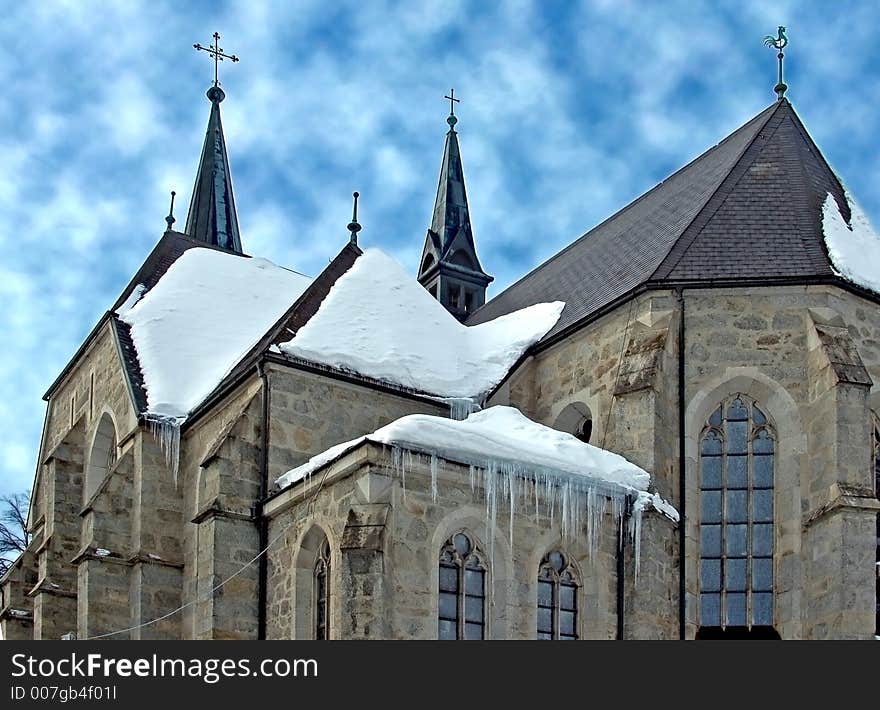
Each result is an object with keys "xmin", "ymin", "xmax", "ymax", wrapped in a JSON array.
[
  {"xmin": 444, "ymin": 88, "xmax": 460, "ymax": 129},
  {"xmin": 347, "ymin": 192, "xmax": 362, "ymax": 244},
  {"xmin": 763, "ymin": 26, "xmax": 788, "ymax": 100},
  {"xmin": 164, "ymin": 190, "xmax": 176, "ymax": 232},
  {"xmin": 193, "ymin": 32, "xmax": 239, "ymax": 98}
]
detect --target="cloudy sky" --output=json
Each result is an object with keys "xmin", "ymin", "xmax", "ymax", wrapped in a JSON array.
[{"xmin": 1, "ymin": 0, "xmax": 879, "ymax": 501}]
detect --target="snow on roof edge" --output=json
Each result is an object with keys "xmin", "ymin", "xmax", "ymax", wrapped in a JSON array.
[
  {"xmin": 275, "ymin": 406, "xmax": 653, "ymax": 498},
  {"xmin": 821, "ymin": 190, "xmax": 880, "ymax": 296}
]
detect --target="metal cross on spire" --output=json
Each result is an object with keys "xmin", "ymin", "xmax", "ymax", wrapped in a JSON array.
[
  {"xmin": 763, "ymin": 26, "xmax": 788, "ymax": 100},
  {"xmin": 444, "ymin": 89, "xmax": 460, "ymax": 129},
  {"xmin": 193, "ymin": 32, "xmax": 239, "ymax": 88}
]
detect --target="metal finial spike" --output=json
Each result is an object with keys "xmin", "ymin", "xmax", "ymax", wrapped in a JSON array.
[
  {"xmin": 763, "ymin": 26, "xmax": 788, "ymax": 100},
  {"xmin": 165, "ymin": 190, "xmax": 177, "ymax": 232},
  {"xmin": 444, "ymin": 88, "xmax": 460, "ymax": 129},
  {"xmin": 347, "ymin": 191, "xmax": 362, "ymax": 244}
]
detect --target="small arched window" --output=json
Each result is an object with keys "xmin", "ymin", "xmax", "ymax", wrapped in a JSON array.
[
  {"xmin": 438, "ymin": 532, "xmax": 486, "ymax": 640},
  {"xmin": 314, "ymin": 539, "xmax": 331, "ymax": 640},
  {"xmin": 699, "ymin": 395, "xmax": 775, "ymax": 632},
  {"xmin": 553, "ymin": 402, "xmax": 593, "ymax": 444},
  {"xmin": 537, "ymin": 551, "xmax": 579, "ymax": 640}
]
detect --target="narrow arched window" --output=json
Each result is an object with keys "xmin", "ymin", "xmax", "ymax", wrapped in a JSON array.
[
  {"xmin": 314, "ymin": 539, "xmax": 330, "ymax": 640},
  {"xmin": 699, "ymin": 395, "xmax": 775, "ymax": 632},
  {"xmin": 438, "ymin": 532, "xmax": 486, "ymax": 640},
  {"xmin": 553, "ymin": 402, "xmax": 593, "ymax": 444},
  {"xmin": 537, "ymin": 551, "xmax": 579, "ymax": 640}
]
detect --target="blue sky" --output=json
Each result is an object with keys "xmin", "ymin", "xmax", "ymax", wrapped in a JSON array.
[{"xmin": 2, "ymin": 0, "xmax": 880, "ymax": 501}]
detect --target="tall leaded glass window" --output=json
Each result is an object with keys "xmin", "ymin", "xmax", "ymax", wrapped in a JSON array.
[
  {"xmin": 537, "ymin": 551, "xmax": 579, "ymax": 640},
  {"xmin": 314, "ymin": 539, "xmax": 330, "ymax": 640},
  {"xmin": 699, "ymin": 395, "xmax": 774, "ymax": 630},
  {"xmin": 438, "ymin": 532, "xmax": 486, "ymax": 640}
]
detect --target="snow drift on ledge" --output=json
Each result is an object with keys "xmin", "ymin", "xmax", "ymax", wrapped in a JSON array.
[
  {"xmin": 822, "ymin": 191, "xmax": 880, "ymax": 294},
  {"xmin": 118, "ymin": 247, "xmax": 312, "ymax": 420},
  {"xmin": 280, "ymin": 249, "xmax": 564, "ymax": 399},
  {"xmin": 276, "ymin": 406, "xmax": 677, "ymax": 573},
  {"xmin": 278, "ymin": 405, "xmax": 652, "ymax": 497}
]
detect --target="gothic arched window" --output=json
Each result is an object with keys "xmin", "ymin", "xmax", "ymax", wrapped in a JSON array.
[
  {"xmin": 314, "ymin": 539, "xmax": 331, "ymax": 640},
  {"xmin": 699, "ymin": 395, "xmax": 775, "ymax": 631},
  {"xmin": 537, "ymin": 551, "xmax": 579, "ymax": 640},
  {"xmin": 438, "ymin": 532, "xmax": 486, "ymax": 640}
]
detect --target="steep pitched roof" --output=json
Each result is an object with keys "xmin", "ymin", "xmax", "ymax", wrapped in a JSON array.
[
  {"xmin": 429, "ymin": 122, "xmax": 481, "ymax": 264},
  {"xmin": 184, "ymin": 86, "xmax": 243, "ymax": 253},
  {"xmin": 468, "ymin": 99, "xmax": 848, "ymax": 342},
  {"xmin": 419, "ymin": 117, "xmax": 492, "ymax": 283}
]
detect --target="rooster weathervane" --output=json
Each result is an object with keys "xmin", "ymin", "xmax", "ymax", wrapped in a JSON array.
[{"xmin": 763, "ymin": 26, "xmax": 788, "ymax": 100}]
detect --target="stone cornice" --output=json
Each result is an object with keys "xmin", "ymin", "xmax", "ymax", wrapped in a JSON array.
[{"xmin": 802, "ymin": 483, "xmax": 880, "ymax": 529}]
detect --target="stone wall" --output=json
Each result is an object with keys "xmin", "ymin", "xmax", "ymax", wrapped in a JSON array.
[
  {"xmin": 265, "ymin": 364, "xmax": 447, "ymax": 480},
  {"xmin": 498, "ymin": 283, "xmax": 879, "ymax": 639},
  {"xmin": 265, "ymin": 443, "xmax": 678, "ymax": 640}
]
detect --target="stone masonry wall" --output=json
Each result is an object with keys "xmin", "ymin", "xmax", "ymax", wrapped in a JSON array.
[{"xmin": 265, "ymin": 445, "xmax": 678, "ymax": 640}]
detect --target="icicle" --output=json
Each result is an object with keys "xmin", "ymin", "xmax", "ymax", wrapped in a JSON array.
[
  {"xmin": 485, "ymin": 461, "xmax": 497, "ymax": 571},
  {"xmin": 508, "ymin": 468, "xmax": 516, "ymax": 548},
  {"xmin": 628, "ymin": 498, "xmax": 643, "ymax": 587},
  {"xmin": 446, "ymin": 397, "xmax": 481, "ymax": 421},
  {"xmin": 392, "ymin": 446, "xmax": 409, "ymax": 500},
  {"xmin": 429, "ymin": 453, "xmax": 439, "ymax": 502},
  {"xmin": 533, "ymin": 474, "xmax": 540, "ymax": 524},
  {"xmin": 145, "ymin": 413, "xmax": 182, "ymax": 484}
]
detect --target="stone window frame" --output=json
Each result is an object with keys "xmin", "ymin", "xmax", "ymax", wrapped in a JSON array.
[
  {"xmin": 537, "ymin": 550, "xmax": 580, "ymax": 640},
  {"xmin": 698, "ymin": 394, "xmax": 775, "ymax": 631},
  {"xmin": 313, "ymin": 538, "xmax": 331, "ymax": 640},
  {"xmin": 438, "ymin": 531, "xmax": 486, "ymax": 640}
]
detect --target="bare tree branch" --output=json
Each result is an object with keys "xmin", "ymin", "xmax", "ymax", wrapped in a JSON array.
[{"xmin": 0, "ymin": 492, "xmax": 30, "ymax": 576}]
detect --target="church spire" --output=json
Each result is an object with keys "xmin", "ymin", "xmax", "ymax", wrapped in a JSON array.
[
  {"xmin": 184, "ymin": 33, "xmax": 242, "ymax": 253},
  {"xmin": 418, "ymin": 90, "xmax": 493, "ymax": 321}
]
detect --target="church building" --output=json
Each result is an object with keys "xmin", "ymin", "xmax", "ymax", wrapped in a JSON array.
[{"xmin": 1, "ymin": 43, "xmax": 878, "ymax": 640}]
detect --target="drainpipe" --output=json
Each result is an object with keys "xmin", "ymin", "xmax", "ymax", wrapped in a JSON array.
[
  {"xmin": 616, "ymin": 496, "xmax": 633, "ymax": 639},
  {"xmin": 256, "ymin": 360, "xmax": 270, "ymax": 640},
  {"xmin": 675, "ymin": 287, "xmax": 687, "ymax": 640}
]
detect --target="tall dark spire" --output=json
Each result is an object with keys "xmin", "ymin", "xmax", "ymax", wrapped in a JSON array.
[
  {"xmin": 185, "ymin": 34, "xmax": 242, "ymax": 253},
  {"xmin": 418, "ymin": 90, "xmax": 492, "ymax": 321}
]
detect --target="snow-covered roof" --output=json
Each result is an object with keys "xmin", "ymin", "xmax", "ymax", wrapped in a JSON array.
[
  {"xmin": 118, "ymin": 247, "xmax": 312, "ymax": 420},
  {"xmin": 280, "ymin": 249, "xmax": 564, "ymax": 399},
  {"xmin": 821, "ymin": 191, "xmax": 880, "ymax": 295},
  {"xmin": 276, "ymin": 405, "xmax": 650, "ymax": 493}
]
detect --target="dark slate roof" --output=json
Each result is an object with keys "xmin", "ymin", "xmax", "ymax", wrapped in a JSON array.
[
  {"xmin": 184, "ymin": 86, "xmax": 243, "ymax": 253},
  {"xmin": 467, "ymin": 99, "xmax": 848, "ymax": 342}
]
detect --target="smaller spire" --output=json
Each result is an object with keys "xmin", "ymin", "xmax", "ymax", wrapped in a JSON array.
[
  {"xmin": 347, "ymin": 192, "xmax": 362, "ymax": 244},
  {"xmin": 164, "ymin": 190, "xmax": 176, "ymax": 232},
  {"xmin": 185, "ymin": 33, "xmax": 243, "ymax": 253},
  {"xmin": 763, "ymin": 26, "xmax": 788, "ymax": 100},
  {"xmin": 444, "ymin": 88, "xmax": 460, "ymax": 130}
]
